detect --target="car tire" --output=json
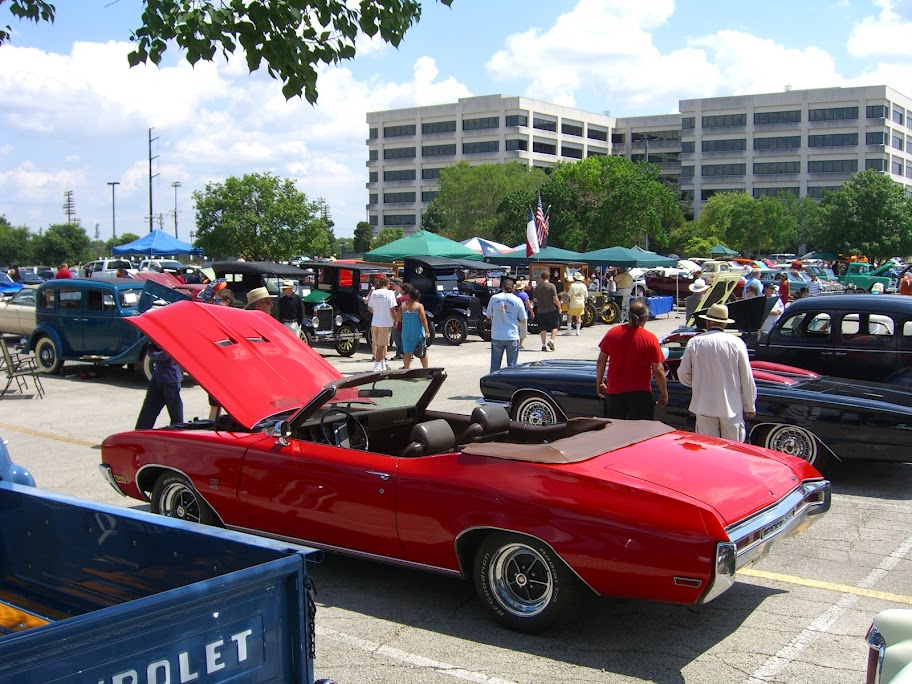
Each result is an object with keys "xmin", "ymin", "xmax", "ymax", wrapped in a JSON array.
[
  {"xmin": 512, "ymin": 394, "xmax": 561, "ymax": 426},
  {"xmin": 599, "ymin": 301, "xmax": 620, "ymax": 325},
  {"xmin": 425, "ymin": 323, "xmax": 436, "ymax": 348},
  {"xmin": 583, "ymin": 303, "xmax": 597, "ymax": 327},
  {"xmin": 151, "ymin": 472, "xmax": 220, "ymax": 526},
  {"xmin": 34, "ymin": 336, "xmax": 63, "ymax": 374},
  {"xmin": 474, "ymin": 532, "xmax": 582, "ymax": 633},
  {"xmin": 334, "ymin": 324, "xmax": 360, "ymax": 357},
  {"xmin": 133, "ymin": 351, "xmax": 153, "ymax": 381},
  {"xmin": 762, "ymin": 424, "xmax": 830, "ymax": 470},
  {"xmin": 478, "ymin": 317, "xmax": 492, "ymax": 342},
  {"xmin": 440, "ymin": 314, "xmax": 468, "ymax": 345}
]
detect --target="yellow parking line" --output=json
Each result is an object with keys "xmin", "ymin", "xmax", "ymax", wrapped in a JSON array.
[
  {"xmin": 741, "ymin": 567, "xmax": 912, "ymax": 605},
  {"xmin": 0, "ymin": 422, "xmax": 96, "ymax": 448}
]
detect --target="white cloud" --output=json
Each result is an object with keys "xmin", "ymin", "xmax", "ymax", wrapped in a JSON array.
[{"xmin": 848, "ymin": 0, "xmax": 912, "ymax": 58}]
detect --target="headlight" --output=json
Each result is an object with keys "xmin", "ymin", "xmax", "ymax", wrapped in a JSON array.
[
  {"xmin": 311, "ymin": 316, "xmax": 319, "ymax": 327},
  {"xmin": 334, "ymin": 315, "xmax": 343, "ymax": 326}
]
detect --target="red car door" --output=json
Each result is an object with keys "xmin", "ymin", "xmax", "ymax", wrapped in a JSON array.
[{"xmin": 237, "ymin": 438, "xmax": 403, "ymax": 558}]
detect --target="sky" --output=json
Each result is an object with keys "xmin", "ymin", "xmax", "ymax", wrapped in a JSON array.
[{"xmin": 3, "ymin": 0, "xmax": 912, "ymax": 243}]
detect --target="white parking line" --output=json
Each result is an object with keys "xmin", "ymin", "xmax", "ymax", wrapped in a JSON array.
[
  {"xmin": 317, "ymin": 626, "xmax": 519, "ymax": 684},
  {"xmin": 743, "ymin": 532, "xmax": 912, "ymax": 683}
]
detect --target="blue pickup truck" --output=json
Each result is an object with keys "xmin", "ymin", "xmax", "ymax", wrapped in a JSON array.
[{"xmin": 0, "ymin": 440, "xmax": 335, "ymax": 684}]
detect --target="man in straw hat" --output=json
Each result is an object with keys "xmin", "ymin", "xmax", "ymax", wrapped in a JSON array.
[
  {"xmin": 564, "ymin": 271, "xmax": 589, "ymax": 336},
  {"xmin": 678, "ymin": 302, "xmax": 756, "ymax": 442},
  {"xmin": 684, "ymin": 277, "xmax": 710, "ymax": 324},
  {"xmin": 245, "ymin": 286, "xmax": 274, "ymax": 315}
]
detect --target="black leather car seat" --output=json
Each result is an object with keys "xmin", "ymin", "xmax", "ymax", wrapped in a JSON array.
[
  {"xmin": 401, "ymin": 419, "xmax": 457, "ymax": 458},
  {"xmin": 457, "ymin": 404, "xmax": 510, "ymax": 444}
]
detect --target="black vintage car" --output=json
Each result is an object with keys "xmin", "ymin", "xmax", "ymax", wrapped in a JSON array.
[
  {"xmin": 480, "ymin": 355, "xmax": 912, "ymax": 473},
  {"xmin": 402, "ymin": 256, "xmax": 493, "ymax": 345},
  {"xmin": 755, "ymin": 294, "xmax": 912, "ymax": 386}
]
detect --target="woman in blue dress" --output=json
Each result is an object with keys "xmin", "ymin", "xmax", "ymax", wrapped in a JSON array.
[{"xmin": 400, "ymin": 284, "xmax": 430, "ymax": 369}]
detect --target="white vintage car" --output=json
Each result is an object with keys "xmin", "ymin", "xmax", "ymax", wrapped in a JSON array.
[
  {"xmin": 0, "ymin": 286, "xmax": 37, "ymax": 336},
  {"xmin": 867, "ymin": 609, "xmax": 912, "ymax": 683}
]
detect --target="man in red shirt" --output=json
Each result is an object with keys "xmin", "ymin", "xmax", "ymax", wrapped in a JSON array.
[
  {"xmin": 899, "ymin": 271, "xmax": 912, "ymax": 296},
  {"xmin": 595, "ymin": 299, "xmax": 668, "ymax": 420},
  {"xmin": 55, "ymin": 262, "xmax": 73, "ymax": 279}
]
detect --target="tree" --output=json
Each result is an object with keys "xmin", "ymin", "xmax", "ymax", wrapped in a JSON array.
[
  {"xmin": 2, "ymin": 0, "xmax": 451, "ymax": 102},
  {"xmin": 193, "ymin": 172, "xmax": 330, "ymax": 261},
  {"xmin": 31, "ymin": 223, "xmax": 93, "ymax": 266},
  {"xmin": 370, "ymin": 227, "xmax": 403, "ymax": 249},
  {"xmin": 103, "ymin": 233, "xmax": 141, "ymax": 255},
  {"xmin": 334, "ymin": 236, "xmax": 354, "ymax": 257},
  {"xmin": 353, "ymin": 221, "xmax": 373, "ymax": 253},
  {"xmin": 420, "ymin": 201, "xmax": 447, "ymax": 234},
  {"xmin": 819, "ymin": 170, "xmax": 912, "ymax": 262},
  {"xmin": 774, "ymin": 192, "xmax": 824, "ymax": 252},
  {"xmin": 725, "ymin": 196, "xmax": 796, "ymax": 256},
  {"xmin": 667, "ymin": 220, "xmax": 724, "ymax": 258},
  {"xmin": 0, "ymin": 215, "xmax": 34, "ymax": 264},
  {"xmin": 492, "ymin": 189, "xmax": 538, "ymax": 248},
  {"xmin": 430, "ymin": 162, "xmax": 547, "ymax": 242}
]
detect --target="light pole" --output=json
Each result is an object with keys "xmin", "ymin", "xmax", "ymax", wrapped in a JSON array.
[
  {"xmin": 107, "ymin": 181, "xmax": 120, "ymax": 242},
  {"xmin": 171, "ymin": 181, "xmax": 182, "ymax": 239}
]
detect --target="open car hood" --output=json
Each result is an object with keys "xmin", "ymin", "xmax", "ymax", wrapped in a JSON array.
[{"xmin": 129, "ymin": 301, "xmax": 343, "ymax": 430}]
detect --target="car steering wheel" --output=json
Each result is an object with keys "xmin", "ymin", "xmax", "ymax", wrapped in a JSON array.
[{"xmin": 320, "ymin": 408, "xmax": 369, "ymax": 450}]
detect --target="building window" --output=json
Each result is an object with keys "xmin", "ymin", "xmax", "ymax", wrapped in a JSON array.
[
  {"xmin": 505, "ymin": 114, "xmax": 527, "ymax": 127},
  {"xmin": 907, "ymin": 165, "xmax": 912, "ymax": 179},
  {"xmin": 369, "ymin": 149, "xmax": 378, "ymax": 161},
  {"xmin": 421, "ymin": 190, "xmax": 439, "ymax": 203},
  {"xmin": 893, "ymin": 134, "xmax": 904, "ymax": 151},
  {"xmin": 611, "ymin": 133, "xmax": 625, "ymax": 144},
  {"xmin": 369, "ymin": 215, "xmax": 377, "ymax": 225},
  {"xmin": 422, "ymin": 144, "xmax": 456, "ymax": 157},
  {"xmin": 368, "ymin": 193, "xmax": 378, "ymax": 205},
  {"xmin": 806, "ymin": 186, "xmax": 840, "ymax": 199},
  {"xmin": 383, "ymin": 192, "xmax": 416, "ymax": 204},
  {"xmin": 463, "ymin": 116, "xmax": 499, "ymax": 131},
  {"xmin": 384, "ymin": 146, "xmax": 416, "ymax": 160},
  {"xmin": 701, "ymin": 188, "xmax": 744, "ymax": 201},
  {"xmin": 634, "ymin": 151, "xmax": 679, "ymax": 163},
  {"xmin": 808, "ymin": 159, "xmax": 858, "ymax": 173},
  {"xmin": 702, "ymin": 163, "xmax": 746, "ymax": 177},
  {"xmin": 754, "ymin": 135, "xmax": 801, "ymax": 150},
  {"xmin": 369, "ymin": 128, "xmax": 378, "ymax": 139},
  {"xmin": 702, "ymin": 113, "xmax": 747, "ymax": 128},
  {"xmin": 532, "ymin": 141, "xmax": 556, "ymax": 155},
  {"xmin": 634, "ymin": 130, "xmax": 680, "ymax": 141},
  {"xmin": 505, "ymin": 139, "xmax": 528, "ymax": 151},
  {"xmin": 808, "ymin": 133, "xmax": 859, "ymax": 147},
  {"xmin": 588, "ymin": 128, "xmax": 608, "ymax": 141},
  {"xmin": 680, "ymin": 165, "xmax": 695, "ymax": 178},
  {"xmin": 384, "ymin": 124, "xmax": 416, "ymax": 137},
  {"xmin": 561, "ymin": 145, "xmax": 583, "ymax": 159},
  {"xmin": 867, "ymin": 105, "xmax": 888, "ymax": 119},
  {"xmin": 753, "ymin": 161, "xmax": 800, "ymax": 175},
  {"xmin": 422, "ymin": 167, "xmax": 443, "ymax": 180},
  {"xmin": 754, "ymin": 110, "xmax": 802, "ymax": 124},
  {"xmin": 681, "ymin": 141, "xmax": 695, "ymax": 153},
  {"xmin": 532, "ymin": 117, "xmax": 557, "ymax": 132},
  {"xmin": 892, "ymin": 160, "xmax": 903, "ymax": 175},
  {"xmin": 866, "ymin": 158, "xmax": 887, "ymax": 171},
  {"xmin": 421, "ymin": 120, "xmax": 457, "ymax": 135},
  {"xmin": 808, "ymin": 107, "xmax": 859, "ymax": 121},
  {"xmin": 894, "ymin": 109, "xmax": 905, "ymax": 125},
  {"xmin": 383, "ymin": 214, "xmax": 416, "ymax": 226},
  {"xmin": 753, "ymin": 187, "xmax": 799, "ymax": 198},
  {"xmin": 680, "ymin": 190, "xmax": 694, "ymax": 202},
  {"xmin": 681, "ymin": 117, "xmax": 695, "ymax": 130},
  {"xmin": 867, "ymin": 131, "xmax": 887, "ymax": 145},
  {"xmin": 463, "ymin": 140, "xmax": 499, "ymax": 154},
  {"xmin": 702, "ymin": 138, "xmax": 746, "ymax": 152},
  {"xmin": 587, "ymin": 148, "xmax": 607, "ymax": 157},
  {"xmin": 562, "ymin": 122, "xmax": 583, "ymax": 137},
  {"xmin": 384, "ymin": 169, "xmax": 416, "ymax": 182},
  {"xmin": 368, "ymin": 172, "xmax": 378, "ymax": 183}
]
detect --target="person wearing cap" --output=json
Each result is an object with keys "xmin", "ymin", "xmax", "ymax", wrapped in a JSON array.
[
  {"xmin": 685, "ymin": 277, "xmax": 710, "ymax": 324},
  {"xmin": 277, "ymin": 280, "xmax": 304, "ymax": 337},
  {"xmin": 245, "ymin": 286, "xmax": 274, "ymax": 315},
  {"xmin": 760, "ymin": 282, "xmax": 784, "ymax": 335},
  {"xmin": 742, "ymin": 268, "xmax": 762, "ymax": 299},
  {"xmin": 614, "ymin": 268, "xmax": 634, "ymax": 322},
  {"xmin": 565, "ymin": 271, "xmax": 589, "ymax": 336},
  {"xmin": 512, "ymin": 279, "xmax": 533, "ymax": 349},
  {"xmin": 678, "ymin": 303, "xmax": 756, "ymax": 442},
  {"xmin": 485, "ymin": 276, "xmax": 527, "ymax": 373}
]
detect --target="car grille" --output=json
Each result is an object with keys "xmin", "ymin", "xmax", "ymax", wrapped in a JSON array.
[{"xmin": 315, "ymin": 308, "xmax": 334, "ymax": 332}]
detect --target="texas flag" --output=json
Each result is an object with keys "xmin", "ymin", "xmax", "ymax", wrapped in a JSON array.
[{"xmin": 526, "ymin": 209, "xmax": 540, "ymax": 257}]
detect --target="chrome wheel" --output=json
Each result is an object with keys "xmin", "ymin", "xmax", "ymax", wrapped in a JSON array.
[
  {"xmin": 486, "ymin": 542, "xmax": 553, "ymax": 617},
  {"xmin": 764, "ymin": 425, "xmax": 820, "ymax": 465},
  {"xmin": 513, "ymin": 395, "xmax": 559, "ymax": 425},
  {"xmin": 151, "ymin": 473, "xmax": 218, "ymax": 526}
]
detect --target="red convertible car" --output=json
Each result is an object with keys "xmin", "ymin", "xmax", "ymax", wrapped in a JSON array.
[{"xmin": 99, "ymin": 302, "xmax": 831, "ymax": 632}]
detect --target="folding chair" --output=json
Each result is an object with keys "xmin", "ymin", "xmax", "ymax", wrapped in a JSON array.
[{"xmin": 0, "ymin": 337, "xmax": 44, "ymax": 398}]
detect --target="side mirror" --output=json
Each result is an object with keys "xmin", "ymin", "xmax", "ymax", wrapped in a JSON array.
[{"xmin": 272, "ymin": 420, "xmax": 293, "ymax": 446}]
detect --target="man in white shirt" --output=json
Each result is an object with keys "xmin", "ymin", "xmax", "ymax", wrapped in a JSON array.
[
  {"xmin": 678, "ymin": 303, "xmax": 757, "ymax": 442},
  {"xmin": 367, "ymin": 276, "xmax": 399, "ymax": 372},
  {"xmin": 760, "ymin": 282, "xmax": 784, "ymax": 335}
]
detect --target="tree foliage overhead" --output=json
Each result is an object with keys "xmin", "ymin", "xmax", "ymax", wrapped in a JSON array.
[
  {"xmin": 353, "ymin": 221, "xmax": 373, "ymax": 253},
  {"xmin": 818, "ymin": 169, "xmax": 912, "ymax": 262},
  {"xmin": 0, "ymin": 215, "xmax": 33, "ymax": 264},
  {"xmin": 694, "ymin": 192, "xmax": 796, "ymax": 256},
  {"xmin": 193, "ymin": 172, "xmax": 330, "ymax": 261},
  {"xmin": 31, "ymin": 223, "xmax": 93, "ymax": 266},
  {"xmin": 371, "ymin": 227, "xmax": 404, "ymax": 249},
  {"xmin": 1, "ymin": 0, "xmax": 451, "ymax": 102}
]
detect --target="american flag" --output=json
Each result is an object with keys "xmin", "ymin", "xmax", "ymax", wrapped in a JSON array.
[{"xmin": 535, "ymin": 194, "xmax": 549, "ymax": 248}]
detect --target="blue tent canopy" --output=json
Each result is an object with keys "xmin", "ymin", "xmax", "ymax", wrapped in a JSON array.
[{"xmin": 112, "ymin": 229, "xmax": 195, "ymax": 256}]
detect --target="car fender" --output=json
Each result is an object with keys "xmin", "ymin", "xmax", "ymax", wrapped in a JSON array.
[
  {"xmin": 509, "ymin": 388, "xmax": 570, "ymax": 422},
  {"xmin": 748, "ymin": 421, "xmax": 841, "ymax": 463},
  {"xmin": 26, "ymin": 324, "xmax": 64, "ymax": 354},
  {"xmin": 445, "ymin": 308, "xmax": 472, "ymax": 320},
  {"xmin": 338, "ymin": 313, "xmax": 363, "ymax": 329}
]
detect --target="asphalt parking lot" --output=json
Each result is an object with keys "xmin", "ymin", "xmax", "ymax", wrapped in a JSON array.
[{"xmin": 2, "ymin": 311, "xmax": 911, "ymax": 683}]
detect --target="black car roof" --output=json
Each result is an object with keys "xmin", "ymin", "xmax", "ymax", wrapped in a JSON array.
[
  {"xmin": 209, "ymin": 261, "xmax": 309, "ymax": 277},
  {"xmin": 311, "ymin": 262, "xmax": 392, "ymax": 273},
  {"xmin": 784, "ymin": 294, "xmax": 912, "ymax": 313},
  {"xmin": 404, "ymin": 256, "xmax": 503, "ymax": 270}
]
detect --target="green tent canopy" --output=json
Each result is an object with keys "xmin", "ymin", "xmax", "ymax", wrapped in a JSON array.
[
  {"xmin": 486, "ymin": 246, "xmax": 584, "ymax": 264},
  {"xmin": 362, "ymin": 230, "xmax": 483, "ymax": 262},
  {"xmin": 709, "ymin": 243, "xmax": 739, "ymax": 257}
]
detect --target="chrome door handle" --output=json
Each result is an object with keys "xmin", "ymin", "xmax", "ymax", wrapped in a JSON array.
[{"xmin": 366, "ymin": 470, "xmax": 390, "ymax": 480}]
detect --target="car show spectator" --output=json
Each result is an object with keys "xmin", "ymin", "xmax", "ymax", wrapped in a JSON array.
[
  {"xmin": 534, "ymin": 270, "xmax": 561, "ymax": 352},
  {"xmin": 400, "ymin": 284, "xmax": 430, "ymax": 370},
  {"xmin": 55, "ymin": 263, "xmax": 73, "ymax": 279},
  {"xmin": 277, "ymin": 280, "xmax": 304, "ymax": 338},
  {"xmin": 595, "ymin": 298, "xmax": 668, "ymax": 420},
  {"xmin": 390, "ymin": 277, "xmax": 407, "ymax": 360},
  {"xmin": 512, "ymin": 279, "xmax": 533, "ymax": 349},
  {"xmin": 367, "ymin": 276, "xmax": 398, "ymax": 372},
  {"xmin": 7, "ymin": 265, "xmax": 20, "ymax": 283},
  {"xmin": 685, "ymin": 278, "xmax": 710, "ymax": 323},
  {"xmin": 807, "ymin": 272, "xmax": 821, "ymax": 296},
  {"xmin": 565, "ymin": 272, "xmax": 589, "ymax": 336},
  {"xmin": 135, "ymin": 343, "xmax": 183, "ymax": 430},
  {"xmin": 900, "ymin": 271, "xmax": 912, "ymax": 296},
  {"xmin": 761, "ymin": 282, "xmax": 784, "ymax": 335},
  {"xmin": 614, "ymin": 267, "xmax": 634, "ymax": 321},
  {"xmin": 485, "ymin": 276, "xmax": 527, "ymax": 373},
  {"xmin": 245, "ymin": 286, "xmax": 274, "ymax": 315},
  {"xmin": 778, "ymin": 272, "xmax": 790, "ymax": 305},
  {"xmin": 678, "ymin": 303, "xmax": 756, "ymax": 442},
  {"xmin": 744, "ymin": 282, "xmax": 760, "ymax": 298},
  {"xmin": 742, "ymin": 268, "xmax": 762, "ymax": 299}
]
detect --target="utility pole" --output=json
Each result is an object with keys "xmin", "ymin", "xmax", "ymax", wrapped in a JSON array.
[
  {"xmin": 107, "ymin": 181, "xmax": 120, "ymax": 240},
  {"xmin": 171, "ymin": 181, "xmax": 182, "ymax": 239},
  {"xmin": 148, "ymin": 128, "xmax": 159, "ymax": 232},
  {"xmin": 62, "ymin": 190, "xmax": 79, "ymax": 225}
]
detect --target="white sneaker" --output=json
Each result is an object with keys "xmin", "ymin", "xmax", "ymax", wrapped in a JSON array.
[
  {"xmin": 381, "ymin": 361, "xmax": 389, "ymax": 371},
  {"xmin": 562, "ymin": 331, "xmax": 572, "ymax": 336},
  {"xmin": 574, "ymin": 330, "xmax": 581, "ymax": 336},
  {"xmin": 373, "ymin": 361, "xmax": 383, "ymax": 372}
]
